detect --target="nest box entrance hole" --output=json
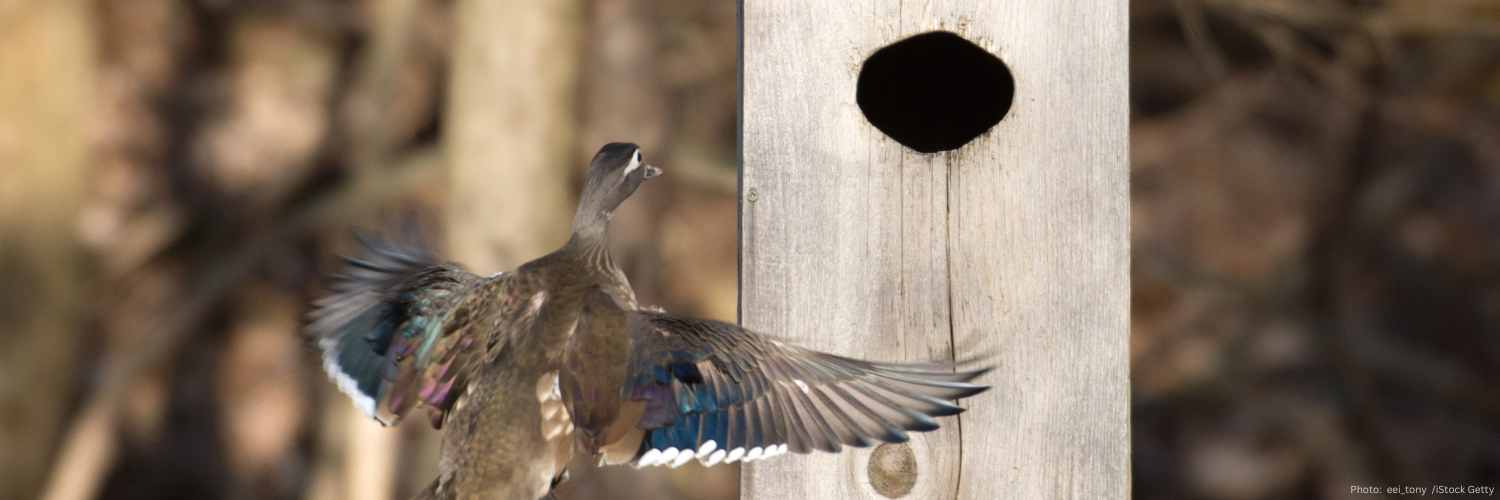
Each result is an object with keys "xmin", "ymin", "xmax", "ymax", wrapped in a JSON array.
[{"xmin": 856, "ymin": 31, "xmax": 1014, "ymax": 153}]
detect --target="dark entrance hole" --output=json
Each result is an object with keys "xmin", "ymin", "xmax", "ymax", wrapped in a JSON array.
[{"xmin": 856, "ymin": 31, "xmax": 1014, "ymax": 154}]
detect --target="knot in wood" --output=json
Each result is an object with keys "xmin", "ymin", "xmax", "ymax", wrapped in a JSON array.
[{"xmin": 868, "ymin": 442, "xmax": 917, "ymax": 498}]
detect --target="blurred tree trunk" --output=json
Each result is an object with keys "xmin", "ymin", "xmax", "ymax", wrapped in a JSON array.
[
  {"xmin": 434, "ymin": 0, "xmax": 582, "ymax": 494},
  {"xmin": 446, "ymin": 0, "xmax": 583, "ymax": 273},
  {"xmin": 578, "ymin": 0, "xmax": 669, "ymax": 309},
  {"xmin": 567, "ymin": 1, "xmax": 671, "ymax": 496},
  {"xmin": 0, "ymin": 2, "xmax": 96, "ymax": 500}
]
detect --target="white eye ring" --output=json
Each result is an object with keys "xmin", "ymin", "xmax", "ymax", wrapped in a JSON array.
[{"xmin": 624, "ymin": 150, "xmax": 642, "ymax": 176}]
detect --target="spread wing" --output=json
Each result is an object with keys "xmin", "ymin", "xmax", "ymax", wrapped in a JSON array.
[
  {"xmin": 308, "ymin": 235, "xmax": 539, "ymax": 428},
  {"xmin": 561, "ymin": 290, "xmax": 989, "ymax": 468}
]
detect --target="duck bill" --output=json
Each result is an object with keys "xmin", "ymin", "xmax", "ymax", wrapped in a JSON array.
[{"xmin": 643, "ymin": 164, "xmax": 663, "ymax": 179}]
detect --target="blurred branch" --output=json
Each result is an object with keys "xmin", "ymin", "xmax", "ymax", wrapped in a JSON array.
[
  {"xmin": 1299, "ymin": 34, "xmax": 1416, "ymax": 485},
  {"xmin": 1207, "ymin": 0, "xmax": 1500, "ymax": 38},
  {"xmin": 36, "ymin": 399, "xmax": 114, "ymax": 500},
  {"xmin": 1177, "ymin": 6, "xmax": 1422, "ymax": 482},
  {"xmin": 1384, "ymin": 95, "xmax": 1500, "ymax": 168},
  {"xmin": 1173, "ymin": 0, "xmax": 1228, "ymax": 80},
  {"xmin": 1252, "ymin": 22, "xmax": 1371, "ymax": 102},
  {"xmin": 40, "ymin": 147, "xmax": 440, "ymax": 500},
  {"xmin": 1132, "ymin": 73, "xmax": 1276, "ymax": 168},
  {"xmin": 343, "ymin": 0, "xmax": 425, "ymax": 166}
]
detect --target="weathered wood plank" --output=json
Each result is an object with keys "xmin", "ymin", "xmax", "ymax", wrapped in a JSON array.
[{"xmin": 740, "ymin": 1, "xmax": 1129, "ymax": 498}]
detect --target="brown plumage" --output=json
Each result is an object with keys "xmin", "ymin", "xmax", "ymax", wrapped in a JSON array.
[{"xmin": 312, "ymin": 143, "xmax": 658, "ymax": 499}]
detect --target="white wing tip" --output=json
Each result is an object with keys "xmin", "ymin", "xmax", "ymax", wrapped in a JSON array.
[
  {"xmin": 670, "ymin": 449, "xmax": 695, "ymax": 468},
  {"xmin": 318, "ymin": 340, "xmax": 380, "ymax": 421},
  {"xmin": 725, "ymin": 447, "xmax": 746, "ymax": 464},
  {"xmin": 703, "ymin": 449, "xmax": 727, "ymax": 466},
  {"xmin": 745, "ymin": 446, "xmax": 764, "ymax": 462},
  {"xmin": 636, "ymin": 449, "xmax": 663, "ymax": 468},
  {"xmin": 659, "ymin": 447, "xmax": 680, "ymax": 467}
]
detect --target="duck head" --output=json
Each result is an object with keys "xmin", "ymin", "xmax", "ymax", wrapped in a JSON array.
[{"xmin": 572, "ymin": 142, "xmax": 661, "ymax": 233}]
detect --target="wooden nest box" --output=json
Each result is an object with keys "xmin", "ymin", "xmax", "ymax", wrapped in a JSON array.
[{"xmin": 739, "ymin": 1, "xmax": 1128, "ymax": 498}]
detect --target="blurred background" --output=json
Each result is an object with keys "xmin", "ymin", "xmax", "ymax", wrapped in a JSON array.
[{"xmin": 0, "ymin": 1, "xmax": 1496, "ymax": 500}]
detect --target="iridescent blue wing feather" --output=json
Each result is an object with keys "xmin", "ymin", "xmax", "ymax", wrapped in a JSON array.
[
  {"xmin": 307, "ymin": 235, "xmax": 486, "ymax": 427},
  {"xmin": 598, "ymin": 309, "xmax": 990, "ymax": 468}
]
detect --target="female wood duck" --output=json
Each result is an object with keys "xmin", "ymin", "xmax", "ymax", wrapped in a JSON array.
[{"xmin": 310, "ymin": 143, "xmax": 987, "ymax": 499}]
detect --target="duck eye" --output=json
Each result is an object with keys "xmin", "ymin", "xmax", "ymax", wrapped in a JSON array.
[{"xmin": 622, "ymin": 150, "xmax": 642, "ymax": 177}]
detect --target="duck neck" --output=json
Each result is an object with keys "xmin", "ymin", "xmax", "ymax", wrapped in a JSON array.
[{"xmin": 563, "ymin": 223, "xmax": 616, "ymax": 276}]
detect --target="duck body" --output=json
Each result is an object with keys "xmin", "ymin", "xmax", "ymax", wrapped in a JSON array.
[
  {"xmin": 312, "ymin": 143, "xmax": 653, "ymax": 499},
  {"xmin": 417, "ymin": 238, "xmax": 637, "ymax": 500}
]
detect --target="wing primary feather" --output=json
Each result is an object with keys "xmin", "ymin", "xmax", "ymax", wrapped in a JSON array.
[
  {"xmin": 822, "ymin": 382, "xmax": 908, "ymax": 444},
  {"xmin": 848, "ymin": 379, "xmax": 941, "ymax": 432},
  {"xmin": 765, "ymin": 386, "xmax": 802, "ymax": 453},
  {"xmin": 728, "ymin": 405, "xmax": 748, "ymax": 451},
  {"xmin": 860, "ymin": 380, "xmax": 968, "ymax": 417},
  {"xmin": 762, "ymin": 352, "xmax": 848, "ymax": 452},
  {"xmin": 752, "ymin": 396, "xmax": 778, "ymax": 450},
  {"xmin": 808, "ymin": 385, "xmax": 876, "ymax": 447},
  {"xmin": 784, "ymin": 384, "xmax": 825, "ymax": 453},
  {"xmin": 865, "ymin": 374, "xmax": 990, "ymax": 400},
  {"xmin": 783, "ymin": 380, "xmax": 843, "ymax": 452}
]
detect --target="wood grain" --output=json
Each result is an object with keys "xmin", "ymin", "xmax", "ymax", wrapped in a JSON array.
[{"xmin": 739, "ymin": 1, "xmax": 1129, "ymax": 498}]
